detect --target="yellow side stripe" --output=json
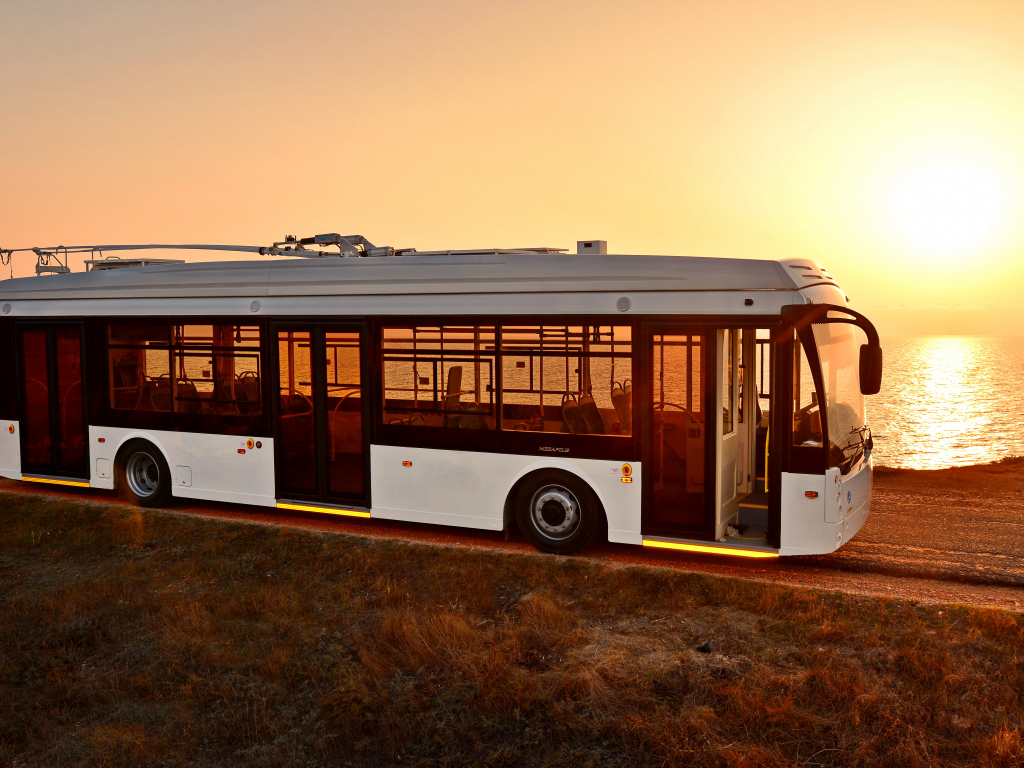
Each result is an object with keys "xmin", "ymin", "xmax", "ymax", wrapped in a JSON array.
[
  {"xmin": 738, "ymin": 503, "xmax": 769, "ymax": 509},
  {"xmin": 276, "ymin": 502, "xmax": 371, "ymax": 518},
  {"xmin": 22, "ymin": 476, "xmax": 91, "ymax": 488},
  {"xmin": 642, "ymin": 539, "xmax": 779, "ymax": 559}
]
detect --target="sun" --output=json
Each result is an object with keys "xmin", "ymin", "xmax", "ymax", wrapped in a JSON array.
[{"xmin": 887, "ymin": 158, "xmax": 1009, "ymax": 256}]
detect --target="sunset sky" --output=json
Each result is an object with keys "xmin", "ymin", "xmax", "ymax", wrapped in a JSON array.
[{"xmin": 2, "ymin": 0, "xmax": 1023, "ymax": 334}]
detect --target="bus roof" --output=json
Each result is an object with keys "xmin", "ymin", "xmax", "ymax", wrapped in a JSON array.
[{"xmin": 0, "ymin": 251, "xmax": 846, "ymax": 318}]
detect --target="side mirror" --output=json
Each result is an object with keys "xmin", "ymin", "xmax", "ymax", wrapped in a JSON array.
[{"xmin": 859, "ymin": 344, "xmax": 882, "ymax": 395}]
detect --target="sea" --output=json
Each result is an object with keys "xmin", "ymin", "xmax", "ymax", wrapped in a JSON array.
[{"xmin": 869, "ymin": 337, "xmax": 1024, "ymax": 470}]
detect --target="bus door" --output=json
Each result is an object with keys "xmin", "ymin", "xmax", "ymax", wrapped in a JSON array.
[
  {"xmin": 641, "ymin": 327, "xmax": 713, "ymax": 539},
  {"xmin": 272, "ymin": 325, "xmax": 370, "ymax": 507},
  {"xmin": 16, "ymin": 324, "xmax": 89, "ymax": 479}
]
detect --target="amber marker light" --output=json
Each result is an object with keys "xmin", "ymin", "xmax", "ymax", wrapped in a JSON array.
[
  {"xmin": 642, "ymin": 539, "xmax": 779, "ymax": 559},
  {"xmin": 276, "ymin": 502, "xmax": 371, "ymax": 518},
  {"xmin": 246, "ymin": 438, "xmax": 254, "ymax": 449},
  {"xmin": 7, "ymin": 424, "xmax": 14, "ymax": 434},
  {"xmin": 237, "ymin": 449, "xmax": 245, "ymax": 454},
  {"xmin": 621, "ymin": 477, "xmax": 633, "ymax": 483},
  {"xmin": 403, "ymin": 461, "xmax": 412, "ymax": 467},
  {"xmin": 621, "ymin": 463, "xmax": 632, "ymax": 477},
  {"xmin": 805, "ymin": 491, "xmax": 819, "ymax": 498}
]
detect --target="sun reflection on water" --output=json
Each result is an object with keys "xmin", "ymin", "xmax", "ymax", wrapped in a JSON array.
[{"xmin": 869, "ymin": 337, "xmax": 1024, "ymax": 469}]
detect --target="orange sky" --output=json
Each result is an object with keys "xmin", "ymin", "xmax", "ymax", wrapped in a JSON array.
[{"xmin": 2, "ymin": 0, "xmax": 1023, "ymax": 334}]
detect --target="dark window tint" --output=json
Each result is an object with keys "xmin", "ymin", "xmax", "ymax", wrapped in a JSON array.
[
  {"xmin": 326, "ymin": 331, "xmax": 364, "ymax": 497},
  {"xmin": 0, "ymin": 322, "xmax": 15, "ymax": 420},
  {"xmin": 55, "ymin": 328, "xmax": 86, "ymax": 472},
  {"xmin": 277, "ymin": 330, "xmax": 317, "ymax": 493},
  {"xmin": 20, "ymin": 330, "xmax": 51, "ymax": 466}
]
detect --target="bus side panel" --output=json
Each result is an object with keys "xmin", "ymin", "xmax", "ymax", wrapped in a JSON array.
[
  {"xmin": 0, "ymin": 422, "xmax": 21, "ymax": 480},
  {"xmin": 89, "ymin": 426, "xmax": 277, "ymax": 507},
  {"xmin": 778, "ymin": 472, "xmax": 828, "ymax": 555},
  {"xmin": 369, "ymin": 444, "xmax": 642, "ymax": 542},
  {"xmin": 838, "ymin": 459, "xmax": 871, "ymax": 547}
]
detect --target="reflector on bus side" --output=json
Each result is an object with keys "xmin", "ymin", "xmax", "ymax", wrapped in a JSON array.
[
  {"xmin": 276, "ymin": 501, "xmax": 371, "ymax": 518},
  {"xmin": 642, "ymin": 539, "xmax": 778, "ymax": 558},
  {"xmin": 22, "ymin": 476, "xmax": 90, "ymax": 488}
]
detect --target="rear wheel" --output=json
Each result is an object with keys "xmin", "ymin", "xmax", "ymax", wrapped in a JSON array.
[
  {"xmin": 515, "ymin": 470, "xmax": 602, "ymax": 555},
  {"xmin": 116, "ymin": 439, "xmax": 171, "ymax": 507}
]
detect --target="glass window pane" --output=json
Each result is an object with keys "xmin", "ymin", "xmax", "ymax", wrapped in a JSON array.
[
  {"xmin": 20, "ymin": 330, "xmax": 51, "ymax": 465},
  {"xmin": 108, "ymin": 324, "xmax": 169, "ymax": 344},
  {"xmin": 382, "ymin": 326, "xmax": 496, "ymax": 430},
  {"xmin": 326, "ymin": 331, "xmax": 364, "ymax": 497},
  {"xmin": 650, "ymin": 333, "xmax": 706, "ymax": 527},
  {"xmin": 792, "ymin": 331, "xmax": 822, "ymax": 447},
  {"xmin": 813, "ymin": 322, "xmax": 867, "ymax": 471},
  {"xmin": 107, "ymin": 322, "xmax": 171, "ymax": 412},
  {"xmin": 723, "ymin": 329, "xmax": 734, "ymax": 434},
  {"xmin": 500, "ymin": 325, "xmax": 631, "ymax": 436},
  {"xmin": 277, "ymin": 330, "xmax": 316, "ymax": 493},
  {"xmin": 55, "ymin": 328, "xmax": 86, "ymax": 471}
]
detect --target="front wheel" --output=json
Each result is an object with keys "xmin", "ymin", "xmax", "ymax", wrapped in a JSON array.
[
  {"xmin": 116, "ymin": 439, "xmax": 172, "ymax": 507},
  {"xmin": 515, "ymin": 470, "xmax": 602, "ymax": 555}
]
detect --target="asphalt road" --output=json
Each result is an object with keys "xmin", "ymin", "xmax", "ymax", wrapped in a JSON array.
[{"xmin": 3, "ymin": 459, "xmax": 1023, "ymax": 611}]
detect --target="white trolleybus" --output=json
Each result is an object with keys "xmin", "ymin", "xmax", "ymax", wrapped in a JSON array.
[{"xmin": 0, "ymin": 235, "xmax": 882, "ymax": 558}]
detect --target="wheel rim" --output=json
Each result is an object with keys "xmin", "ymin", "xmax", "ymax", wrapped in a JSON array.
[
  {"xmin": 125, "ymin": 451, "xmax": 160, "ymax": 498},
  {"xmin": 530, "ymin": 484, "xmax": 580, "ymax": 541}
]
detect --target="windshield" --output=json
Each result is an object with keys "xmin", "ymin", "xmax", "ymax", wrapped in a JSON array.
[{"xmin": 812, "ymin": 322, "xmax": 867, "ymax": 471}]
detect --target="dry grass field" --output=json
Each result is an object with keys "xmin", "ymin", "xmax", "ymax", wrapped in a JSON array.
[{"xmin": 1, "ymin": 491, "xmax": 1022, "ymax": 767}]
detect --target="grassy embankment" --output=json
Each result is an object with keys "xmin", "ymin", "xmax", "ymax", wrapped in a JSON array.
[{"xmin": 1, "ymin": 491, "xmax": 1022, "ymax": 767}]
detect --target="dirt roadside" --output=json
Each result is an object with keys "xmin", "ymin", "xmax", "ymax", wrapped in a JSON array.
[{"xmin": 2, "ymin": 458, "xmax": 1023, "ymax": 611}]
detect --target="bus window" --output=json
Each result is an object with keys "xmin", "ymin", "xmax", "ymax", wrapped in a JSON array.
[
  {"xmin": 755, "ymin": 328, "xmax": 771, "ymax": 427},
  {"xmin": 325, "ymin": 331, "xmax": 364, "ymax": 497},
  {"xmin": 792, "ymin": 331, "xmax": 822, "ymax": 447},
  {"xmin": 172, "ymin": 325, "xmax": 262, "ymax": 416},
  {"xmin": 500, "ymin": 325, "xmax": 632, "ymax": 436},
  {"xmin": 812, "ymin": 322, "xmax": 867, "ymax": 472},
  {"xmin": 723, "ymin": 329, "xmax": 735, "ymax": 434},
  {"xmin": 381, "ymin": 326, "xmax": 496, "ymax": 430},
  {"xmin": 277, "ymin": 330, "xmax": 316, "ymax": 493},
  {"xmin": 106, "ymin": 323, "xmax": 261, "ymax": 418},
  {"xmin": 107, "ymin": 324, "xmax": 171, "ymax": 412}
]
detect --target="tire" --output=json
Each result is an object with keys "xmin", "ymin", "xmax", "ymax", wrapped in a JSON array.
[
  {"xmin": 515, "ymin": 470, "xmax": 603, "ymax": 555},
  {"xmin": 116, "ymin": 439, "xmax": 172, "ymax": 507}
]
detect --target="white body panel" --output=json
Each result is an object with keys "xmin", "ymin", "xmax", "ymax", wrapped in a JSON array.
[
  {"xmin": 0, "ymin": 421, "xmax": 21, "ymax": 480},
  {"xmin": 88, "ymin": 426, "xmax": 277, "ymax": 507},
  {"xmin": 778, "ymin": 458, "xmax": 871, "ymax": 556},
  {"xmin": 370, "ymin": 444, "xmax": 642, "ymax": 544}
]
